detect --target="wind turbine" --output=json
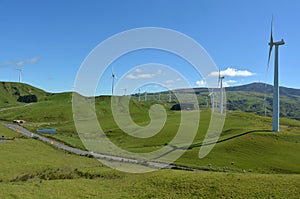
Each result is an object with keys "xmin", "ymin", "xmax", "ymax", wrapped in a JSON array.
[
  {"xmin": 264, "ymin": 94, "xmax": 267, "ymax": 116},
  {"xmin": 168, "ymin": 91, "xmax": 172, "ymax": 103},
  {"xmin": 138, "ymin": 89, "xmax": 141, "ymax": 102},
  {"xmin": 144, "ymin": 91, "xmax": 147, "ymax": 101},
  {"xmin": 218, "ymin": 70, "xmax": 225, "ymax": 114},
  {"xmin": 16, "ymin": 68, "xmax": 23, "ymax": 83},
  {"xmin": 208, "ymin": 89, "xmax": 215, "ymax": 112},
  {"xmin": 267, "ymin": 17, "xmax": 285, "ymax": 132},
  {"xmin": 111, "ymin": 67, "xmax": 116, "ymax": 96}
]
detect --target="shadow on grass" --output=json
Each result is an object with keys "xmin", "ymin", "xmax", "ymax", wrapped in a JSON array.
[
  {"xmin": 189, "ymin": 129, "xmax": 273, "ymax": 148},
  {"xmin": 153, "ymin": 129, "xmax": 273, "ymax": 160}
]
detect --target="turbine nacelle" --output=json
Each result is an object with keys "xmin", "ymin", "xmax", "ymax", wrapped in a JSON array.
[{"xmin": 273, "ymin": 39, "xmax": 285, "ymax": 46}]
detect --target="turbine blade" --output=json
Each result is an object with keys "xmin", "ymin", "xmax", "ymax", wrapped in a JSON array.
[
  {"xmin": 267, "ymin": 17, "xmax": 274, "ymax": 70},
  {"xmin": 218, "ymin": 69, "xmax": 221, "ymax": 86},
  {"xmin": 112, "ymin": 66, "xmax": 115, "ymax": 77}
]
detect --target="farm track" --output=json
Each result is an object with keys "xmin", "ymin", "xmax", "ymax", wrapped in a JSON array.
[{"xmin": 1, "ymin": 123, "xmax": 202, "ymax": 172}]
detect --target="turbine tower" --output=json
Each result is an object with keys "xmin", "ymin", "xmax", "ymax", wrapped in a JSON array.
[
  {"xmin": 218, "ymin": 70, "xmax": 225, "ymax": 114},
  {"xmin": 208, "ymin": 89, "xmax": 215, "ymax": 112},
  {"xmin": 267, "ymin": 18, "xmax": 285, "ymax": 132},
  {"xmin": 138, "ymin": 89, "xmax": 141, "ymax": 102},
  {"xmin": 16, "ymin": 68, "xmax": 23, "ymax": 83},
  {"xmin": 111, "ymin": 67, "xmax": 115, "ymax": 96}
]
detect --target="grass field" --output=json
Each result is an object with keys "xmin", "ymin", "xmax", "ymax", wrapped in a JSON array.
[
  {"xmin": 1, "ymin": 95, "xmax": 300, "ymax": 174},
  {"xmin": 0, "ymin": 125, "xmax": 299, "ymax": 198},
  {"xmin": 0, "ymin": 85, "xmax": 299, "ymax": 197}
]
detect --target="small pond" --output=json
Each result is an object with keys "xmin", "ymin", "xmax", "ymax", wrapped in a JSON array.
[{"xmin": 36, "ymin": 129, "xmax": 57, "ymax": 134}]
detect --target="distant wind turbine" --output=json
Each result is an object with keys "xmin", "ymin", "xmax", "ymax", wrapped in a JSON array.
[
  {"xmin": 111, "ymin": 67, "xmax": 117, "ymax": 96},
  {"xmin": 138, "ymin": 89, "xmax": 141, "ymax": 102},
  {"xmin": 267, "ymin": 17, "xmax": 285, "ymax": 132},
  {"xmin": 16, "ymin": 68, "xmax": 23, "ymax": 83},
  {"xmin": 208, "ymin": 89, "xmax": 215, "ymax": 112},
  {"xmin": 168, "ymin": 91, "xmax": 172, "ymax": 103},
  {"xmin": 144, "ymin": 91, "xmax": 147, "ymax": 101},
  {"xmin": 218, "ymin": 70, "xmax": 225, "ymax": 114}
]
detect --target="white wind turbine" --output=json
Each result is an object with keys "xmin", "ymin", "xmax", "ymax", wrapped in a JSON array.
[
  {"xmin": 16, "ymin": 68, "xmax": 23, "ymax": 83},
  {"xmin": 111, "ymin": 67, "xmax": 117, "ymax": 96},
  {"xmin": 138, "ymin": 89, "xmax": 141, "ymax": 102},
  {"xmin": 267, "ymin": 17, "xmax": 285, "ymax": 132},
  {"xmin": 144, "ymin": 91, "xmax": 147, "ymax": 101},
  {"xmin": 208, "ymin": 89, "xmax": 215, "ymax": 112},
  {"xmin": 218, "ymin": 70, "xmax": 225, "ymax": 114}
]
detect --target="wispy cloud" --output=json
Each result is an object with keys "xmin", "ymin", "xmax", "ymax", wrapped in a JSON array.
[
  {"xmin": 0, "ymin": 61, "xmax": 14, "ymax": 67},
  {"xmin": 210, "ymin": 67, "xmax": 255, "ymax": 77},
  {"xmin": 166, "ymin": 79, "xmax": 174, "ymax": 84},
  {"xmin": 223, "ymin": 80, "xmax": 237, "ymax": 87},
  {"xmin": 135, "ymin": 68, "xmax": 142, "ymax": 73},
  {"xmin": 26, "ymin": 57, "xmax": 39, "ymax": 63},
  {"xmin": 196, "ymin": 80, "xmax": 207, "ymax": 87},
  {"xmin": 1, "ymin": 57, "xmax": 39, "ymax": 67},
  {"xmin": 126, "ymin": 73, "xmax": 155, "ymax": 79},
  {"xmin": 157, "ymin": 69, "xmax": 163, "ymax": 75},
  {"xmin": 196, "ymin": 79, "xmax": 238, "ymax": 87}
]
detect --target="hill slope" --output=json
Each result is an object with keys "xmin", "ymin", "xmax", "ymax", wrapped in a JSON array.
[
  {"xmin": 0, "ymin": 82, "xmax": 49, "ymax": 107},
  {"xmin": 1, "ymin": 82, "xmax": 300, "ymax": 119}
]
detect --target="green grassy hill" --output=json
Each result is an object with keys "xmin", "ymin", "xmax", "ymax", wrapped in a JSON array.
[
  {"xmin": 0, "ymin": 89, "xmax": 299, "ymax": 174},
  {"xmin": 0, "ymin": 82, "xmax": 50, "ymax": 108},
  {"xmin": 0, "ymin": 124, "xmax": 299, "ymax": 198},
  {"xmin": 1, "ymin": 81, "xmax": 300, "ymax": 119},
  {"xmin": 0, "ymin": 82, "xmax": 299, "ymax": 198},
  {"xmin": 133, "ymin": 82, "xmax": 300, "ymax": 120}
]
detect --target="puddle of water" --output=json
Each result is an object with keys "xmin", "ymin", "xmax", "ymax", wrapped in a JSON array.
[
  {"xmin": 36, "ymin": 129, "xmax": 57, "ymax": 134},
  {"xmin": 0, "ymin": 140, "xmax": 9, "ymax": 143}
]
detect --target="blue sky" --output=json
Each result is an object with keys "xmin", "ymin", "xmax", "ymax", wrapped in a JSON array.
[{"xmin": 0, "ymin": 0, "xmax": 299, "ymax": 94}]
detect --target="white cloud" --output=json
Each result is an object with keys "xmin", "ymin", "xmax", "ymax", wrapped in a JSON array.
[
  {"xmin": 157, "ymin": 69, "xmax": 163, "ymax": 75},
  {"xmin": 16, "ymin": 61, "xmax": 25, "ymax": 66},
  {"xmin": 166, "ymin": 80, "xmax": 174, "ymax": 84},
  {"xmin": 210, "ymin": 67, "xmax": 255, "ymax": 77},
  {"xmin": 27, "ymin": 57, "xmax": 39, "ymax": 63},
  {"xmin": 196, "ymin": 80, "xmax": 207, "ymax": 87},
  {"xmin": 126, "ymin": 73, "xmax": 155, "ymax": 79},
  {"xmin": 1, "ymin": 57, "xmax": 39, "ymax": 67},
  {"xmin": 135, "ymin": 68, "xmax": 142, "ymax": 73},
  {"xmin": 222, "ymin": 80, "xmax": 237, "ymax": 87}
]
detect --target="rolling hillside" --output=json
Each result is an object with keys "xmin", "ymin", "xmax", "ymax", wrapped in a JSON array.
[
  {"xmin": 1, "ymin": 81, "xmax": 300, "ymax": 120},
  {"xmin": 0, "ymin": 82, "xmax": 49, "ymax": 107},
  {"xmin": 134, "ymin": 82, "xmax": 300, "ymax": 120}
]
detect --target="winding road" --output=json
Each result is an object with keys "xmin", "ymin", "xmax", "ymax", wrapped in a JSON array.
[{"xmin": 1, "ymin": 123, "xmax": 197, "ymax": 171}]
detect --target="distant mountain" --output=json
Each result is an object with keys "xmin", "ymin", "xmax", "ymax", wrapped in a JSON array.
[
  {"xmin": 224, "ymin": 83, "xmax": 300, "ymax": 120},
  {"xmin": 225, "ymin": 82, "xmax": 300, "ymax": 98},
  {"xmin": 166, "ymin": 83, "xmax": 300, "ymax": 120}
]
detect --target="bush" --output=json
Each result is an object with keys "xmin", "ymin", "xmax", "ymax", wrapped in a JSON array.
[{"xmin": 17, "ymin": 95, "xmax": 38, "ymax": 103}]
